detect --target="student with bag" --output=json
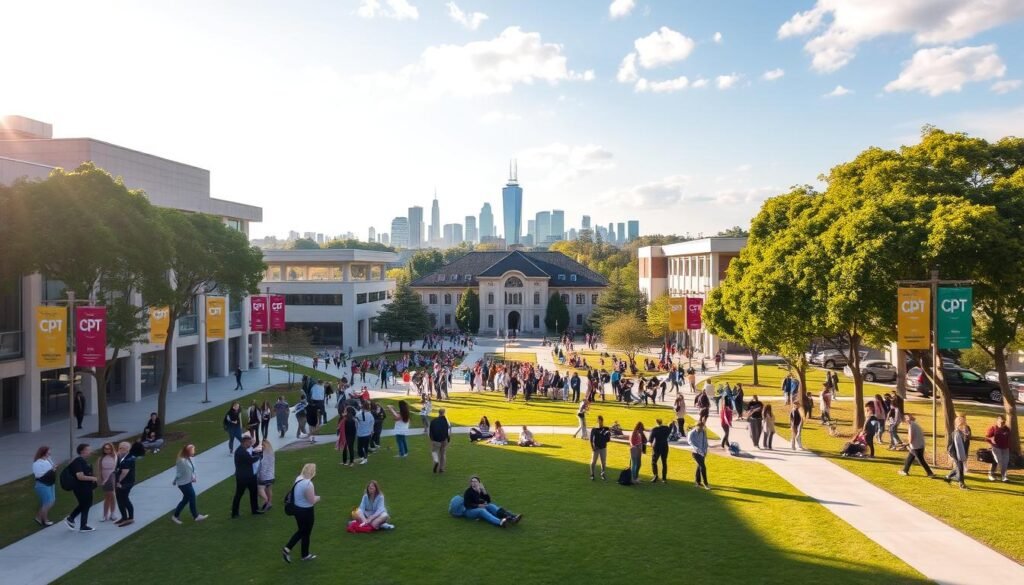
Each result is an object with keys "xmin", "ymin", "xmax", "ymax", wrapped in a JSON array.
[
  {"xmin": 64, "ymin": 443, "xmax": 99, "ymax": 532},
  {"xmin": 282, "ymin": 463, "xmax": 320, "ymax": 563},
  {"xmin": 32, "ymin": 445, "xmax": 57, "ymax": 527},
  {"xmin": 171, "ymin": 444, "xmax": 209, "ymax": 523}
]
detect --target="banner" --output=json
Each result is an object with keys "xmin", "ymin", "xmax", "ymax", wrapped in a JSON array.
[
  {"xmin": 149, "ymin": 306, "xmax": 170, "ymax": 344},
  {"xmin": 685, "ymin": 297, "xmax": 703, "ymax": 330},
  {"xmin": 668, "ymin": 298, "xmax": 687, "ymax": 332},
  {"xmin": 206, "ymin": 296, "xmax": 226, "ymax": 339},
  {"xmin": 75, "ymin": 307, "xmax": 107, "ymax": 368},
  {"xmin": 35, "ymin": 306, "xmax": 67, "ymax": 368},
  {"xmin": 250, "ymin": 296, "xmax": 268, "ymax": 333},
  {"xmin": 269, "ymin": 294, "xmax": 286, "ymax": 331},
  {"xmin": 897, "ymin": 287, "xmax": 930, "ymax": 349},
  {"xmin": 937, "ymin": 287, "xmax": 972, "ymax": 349}
]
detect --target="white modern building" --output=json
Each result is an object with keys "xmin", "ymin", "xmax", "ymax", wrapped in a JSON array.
[
  {"xmin": 260, "ymin": 249, "xmax": 398, "ymax": 348},
  {"xmin": 410, "ymin": 251, "xmax": 607, "ymax": 335},
  {"xmin": 637, "ymin": 237, "xmax": 746, "ymax": 355},
  {"xmin": 0, "ymin": 115, "xmax": 262, "ymax": 434}
]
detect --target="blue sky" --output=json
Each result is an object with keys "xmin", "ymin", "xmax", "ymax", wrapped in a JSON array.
[{"xmin": 2, "ymin": 0, "xmax": 1023, "ymax": 240}]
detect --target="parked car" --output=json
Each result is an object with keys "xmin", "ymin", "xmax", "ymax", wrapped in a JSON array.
[
  {"xmin": 843, "ymin": 360, "xmax": 898, "ymax": 383},
  {"xmin": 906, "ymin": 366, "xmax": 1015, "ymax": 403},
  {"xmin": 808, "ymin": 349, "xmax": 848, "ymax": 369},
  {"xmin": 984, "ymin": 371, "xmax": 1024, "ymax": 395}
]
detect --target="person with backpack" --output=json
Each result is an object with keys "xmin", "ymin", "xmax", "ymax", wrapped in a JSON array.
[
  {"xmin": 648, "ymin": 419, "xmax": 671, "ymax": 483},
  {"xmin": 629, "ymin": 422, "xmax": 646, "ymax": 482},
  {"xmin": 171, "ymin": 444, "xmax": 209, "ymax": 524},
  {"xmin": 282, "ymin": 463, "xmax": 320, "ymax": 563},
  {"xmin": 224, "ymin": 402, "xmax": 243, "ymax": 455},
  {"xmin": 64, "ymin": 443, "xmax": 99, "ymax": 532},
  {"xmin": 589, "ymin": 415, "xmax": 611, "ymax": 480},
  {"xmin": 945, "ymin": 415, "xmax": 970, "ymax": 489},
  {"xmin": 687, "ymin": 419, "xmax": 710, "ymax": 490},
  {"xmin": 32, "ymin": 445, "xmax": 57, "ymax": 527}
]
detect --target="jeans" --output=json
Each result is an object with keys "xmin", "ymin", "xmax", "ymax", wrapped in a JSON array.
[
  {"xmin": 396, "ymin": 434, "xmax": 408, "ymax": 456},
  {"xmin": 791, "ymin": 423, "xmax": 803, "ymax": 450},
  {"xmin": 227, "ymin": 426, "xmax": 242, "ymax": 452},
  {"xmin": 276, "ymin": 414, "xmax": 289, "ymax": 437},
  {"xmin": 991, "ymin": 447, "xmax": 1009, "ymax": 478},
  {"xmin": 590, "ymin": 448, "xmax": 607, "ymax": 477},
  {"xmin": 575, "ymin": 415, "xmax": 587, "ymax": 439},
  {"xmin": 175, "ymin": 483, "xmax": 198, "ymax": 518},
  {"xmin": 763, "ymin": 431, "xmax": 774, "ymax": 450},
  {"xmin": 68, "ymin": 488, "xmax": 93, "ymax": 528},
  {"xmin": 749, "ymin": 418, "xmax": 763, "ymax": 448},
  {"xmin": 902, "ymin": 448, "xmax": 933, "ymax": 475},
  {"xmin": 946, "ymin": 459, "xmax": 966, "ymax": 486},
  {"xmin": 431, "ymin": 441, "xmax": 448, "ymax": 472},
  {"xmin": 357, "ymin": 435, "xmax": 371, "ymax": 459},
  {"xmin": 465, "ymin": 503, "xmax": 504, "ymax": 526},
  {"xmin": 343, "ymin": 432, "xmax": 356, "ymax": 463},
  {"xmin": 232, "ymin": 476, "xmax": 259, "ymax": 516},
  {"xmin": 629, "ymin": 445, "xmax": 642, "ymax": 480},
  {"xmin": 651, "ymin": 448, "xmax": 668, "ymax": 480},
  {"xmin": 116, "ymin": 484, "xmax": 134, "ymax": 520},
  {"xmin": 888, "ymin": 423, "xmax": 901, "ymax": 447},
  {"xmin": 692, "ymin": 453, "xmax": 708, "ymax": 486},
  {"xmin": 286, "ymin": 506, "xmax": 315, "ymax": 557}
]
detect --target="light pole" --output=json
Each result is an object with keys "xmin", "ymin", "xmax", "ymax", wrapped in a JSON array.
[
  {"xmin": 265, "ymin": 286, "xmax": 271, "ymax": 385},
  {"xmin": 43, "ymin": 291, "xmax": 90, "ymax": 460},
  {"xmin": 200, "ymin": 294, "xmax": 211, "ymax": 404}
]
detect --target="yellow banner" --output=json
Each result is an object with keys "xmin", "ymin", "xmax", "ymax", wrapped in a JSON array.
[
  {"xmin": 897, "ymin": 288, "xmax": 930, "ymax": 349},
  {"xmin": 206, "ymin": 296, "xmax": 226, "ymax": 340},
  {"xmin": 148, "ymin": 306, "xmax": 170, "ymax": 344},
  {"xmin": 35, "ymin": 306, "xmax": 67, "ymax": 368},
  {"xmin": 668, "ymin": 297, "xmax": 687, "ymax": 332}
]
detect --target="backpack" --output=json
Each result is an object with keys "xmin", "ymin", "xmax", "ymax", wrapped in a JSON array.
[
  {"xmin": 283, "ymin": 479, "xmax": 302, "ymax": 516},
  {"xmin": 617, "ymin": 469, "xmax": 633, "ymax": 486},
  {"xmin": 448, "ymin": 495, "xmax": 466, "ymax": 517},
  {"xmin": 59, "ymin": 464, "xmax": 76, "ymax": 491}
]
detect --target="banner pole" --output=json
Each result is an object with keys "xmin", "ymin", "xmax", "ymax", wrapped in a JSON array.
[
  {"xmin": 202, "ymin": 294, "xmax": 210, "ymax": 404},
  {"xmin": 67, "ymin": 291, "xmax": 76, "ymax": 461},
  {"xmin": 931, "ymin": 269, "xmax": 939, "ymax": 467}
]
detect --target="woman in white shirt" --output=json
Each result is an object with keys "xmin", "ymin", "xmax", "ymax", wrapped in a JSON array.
[
  {"xmin": 257, "ymin": 440, "xmax": 276, "ymax": 511},
  {"xmin": 386, "ymin": 401, "xmax": 411, "ymax": 457},
  {"xmin": 32, "ymin": 445, "xmax": 57, "ymax": 526},
  {"xmin": 355, "ymin": 480, "xmax": 393, "ymax": 530},
  {"xmin": 283, "ymin": 463, "xmax": 320, "ymax": 563}
]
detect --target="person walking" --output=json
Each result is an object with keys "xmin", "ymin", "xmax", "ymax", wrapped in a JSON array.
[
  {"xmin": 898, "ymin": 413, "xmax": 933, "ymax": 478},
  {"xmin": 113, "ymin": 441, "xmax": 137, "ymax": 527},
  {"xmin": 282, "ymin": 463, "xmax": 320, "ymax": 563},
  {"xmin": 370, "ymin": 401, "xmax": 386, "ymax": 452},
  {"xmin": 648, "ymin": 419, "xmax": 671, "ymax": 483},
  {"xmin": 65, "ymin": 443, "xmax": 99, "ymax": 532},
  {"xmin": 573, "ymin": 400, "xmax": 589, "ymax": 439},
  {"xmin": 429, "ymin": 408, "xmax": 451, "ymax": 473},
  {"xmin": 688, "ymin": 420, "xmax": 710, "ymax": 490},
  {"xmin": 589, "ymin": 415, "xmax": 611, "ymax": 481},
  {"xmin": 945, "ymin": 416, "xmax": 970, "ymax": 489},
  {"xmin": 231, "ymin": 435, "xmax": 263, "ymax": 517},
  {"xmin": 247, "ymin": 401, "xmax": 261, "ymax": 444},
  {"xmin": 746, "ymin": 395, "xmax": 764, "ymax": 449},
  {"xmin": 386, "ymin": 402, "xmax": 411, "ymax": 457},
  {"xmin": 789, "ymin": 403, "xmax": 804, "ymax": 451},
  {"xmin": 73, "ymin": 390, "xmax": 86, "ymax": 430},
  {"xmin": 338, "ymin": 406, "xmax": 357, "ymax": 466},
  {"xmin": 673, "ymin": 395, "xmax": 687, "ymax": 437},
  {"xmin": 224, "ymin": 402, "xmax": 243, "ymax": 455},
  {"xmin": 719, "ymin": 401, "xmax": 733, "ymax": 449},
  {"xmin": 984, "ymin": 415, "xmax": 1011, "ymax": 482},
  {"xmin": 257, "ymin": 440, "xmax": 276, "ymax": 511},
  {"xmin": 355, "ymin": 402, "xmax": 374, "ymax": 464},
  {"xmin": 171, "ymin": 444, "xmax": 209, "ymax": 523},
  {"xmin": 274, "ymin": 396, "xmax": 290, "ymax": 438},
  {"xmin": 762, "ymin": 404, "xmax": 776, "ymax": 450},
  {"xmin": 32, "ymin": 446, "xmax": 57, "ymax": 527},
  {"xmin": 234, "ymin": 366, "xmax": 243, "ymax": 391},
  {"xmin": 629, "ymin": 422, "xmax": 646, "ymax": 482}
]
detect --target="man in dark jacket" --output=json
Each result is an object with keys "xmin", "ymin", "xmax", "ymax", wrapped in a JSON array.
[
  {"xmin": 231, "ymin": 435, "xmax": 263, "ymax": 517},
  {"xmin": 428, "ymin": 408, "xmax": 451, "ymax": 473},
  {"xmin": 648, "ymin": 419, "xmax": 671, "ymax": 483},
  {"xmin": 589, "ymin": 415, "xmax": 612, "ymax": 480},
  {"xmin": 569, "ymin": 372, "xmax": 581, "ymax": 403}
]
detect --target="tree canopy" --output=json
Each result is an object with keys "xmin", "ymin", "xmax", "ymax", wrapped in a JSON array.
[
  {"xmin": 455, "ymin": 288, "xmax": 480, "ymax": 334},
  {"xmin": 374, "ymin": 277, "xmax": 431, "ymax": 350},
  {"xmin": 544, "ymin": 292, "xmax": 569, "ymax": 334},
  {"xmin": 603, "ymin": 314, "xmax": 654, "ymax": 363}
]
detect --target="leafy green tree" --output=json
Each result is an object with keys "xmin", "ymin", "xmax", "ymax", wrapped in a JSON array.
[
  {"xmin": 603, "ymin": 314, "xmax": 654, "ymax": 364},
  {"xmin": 325, "ymin": 238, "xmax": 394, "ymax": 252},
  {"xmin": 715, "ymin": 226, "xmax": 749, "ymax": 237},
  {"xmin": 268, "ymin": 328, "xmax": 315, "ymax": 389},
  {"xmin": 646, "ymin": 293, "xmax": 672, "ymax": 341},
  {"xmin": 374, "ymin": 277, "xmax": 431, "ymax": 351},
  {"xmin": 589, "ymin": 271, "xmax": 647, "ymax": 330},
  {"xmin": 290, "ymin": 238, "xmax": 320, "ymax": 249},
  {"xmin": 443, "ymin": 242, "xmax": 474, "ymax": 263},
  {"xmin": 703, "ymin": 286, "xmax": 760, "ymax": 386},
  {"xmin": 0, "ymin": 182, "xmax": 31, "ymax": 293},
  {"xmin": 405, "ymin": 249, "xmax": 445, "ymax": 281},
  {"xmin": 145, "ymin": 210, "xmax": 266, "ymax": 424},
  {"xmin": 455, "ymin": 288, "xmax": 480, "ymax": 333},
  {"xmin": 544, "ymin": 292, "xmax": 569, "ymax": 333}
]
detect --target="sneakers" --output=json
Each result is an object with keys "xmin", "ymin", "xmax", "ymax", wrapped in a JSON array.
[
  {"xmin": 988, "ymin": 473, "xmax": 996, "ymax": 481},
  {"xmin": 703, "ymin": 484, "xmax": 711, "ymax": 491},
  {"xmin": 381, "ymin": 523, "xmax": 395, "ymax": 530},
  {"xmin": 301, "ymin": 554, "xmax": 317, "ymax": 561},
  {"xmin": 897, "ymin": 471, "xmax": 908, "ymax": 476},
  {"xmin": 359, "ymin": 458, "xmax": 368, "ymax": 465},
  {"xmin": 171, "ymin": 516, "xmax": 182, "ymax": 525},
  {"xmin": 79, "ymin": 526, "xmax": 95, "ymax": 532},
  {"xmin": 195, "ymin": 514, "xmax": 209, "ymax": 522},
  {"xmin": 433, "ymin": 462, "xmax": 439, "ymax": 473},
  {"xmin": 65, "ymin": 517, "xmax": 75, "ymax": 531},
  {"xmin": 282, "ymin": 548, "xmax": 291, "ymax": 564},
  {"xmin": 650, "ymin": 477, "xmax": 659, "ymax": 483},
  {"xmin": 1002, "ymin": 476, "xmax": 1010, "ymax": 483},
  {"xmin": 601, "ymin": 473, "xmax": 607, "ymax": 481},
  {"xmin": 512, "ymin": 514, "xmax": 523, "ymax": 524}
]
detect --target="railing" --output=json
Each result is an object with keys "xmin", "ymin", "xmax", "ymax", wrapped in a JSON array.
[
  {"xmin": 229, "ymin": 310, "xmax": 241, "ymax": 329},
  {"xmin": 0, "ymin": 330, "xmax": 22, "ymax": 360},
  {"xmin": 178, "ymin": 315, "xmax": 198, "ymax": 336}
]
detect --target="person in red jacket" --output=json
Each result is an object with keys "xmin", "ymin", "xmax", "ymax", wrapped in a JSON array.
[
  {"xmin": 719, "ymin": 401, "xmax": 733, "ymax": 449},
  {"xmin": 985, "ymin": 415, "xmax": 1011, "ymax": 482}
]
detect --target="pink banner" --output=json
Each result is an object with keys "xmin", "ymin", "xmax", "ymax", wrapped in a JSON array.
[
  {"xmin": 75, "ymin": 306, "xmax": 107, "ymax": 367},
  {"xmin": 686, "ymin": 297, "xmax": 703, "ymax": 330},
  {"xmin": 250, "ymin": 296, "xmax": 268, "ymax": 333},
  {"xmin": 269, "ymin": 294, "xmax": 286, "ymax": 331}
]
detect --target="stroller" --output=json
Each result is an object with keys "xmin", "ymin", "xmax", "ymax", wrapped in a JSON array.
[{"xmin": 840, "ymin": 432, "xmax": 868, "ymax": 457}]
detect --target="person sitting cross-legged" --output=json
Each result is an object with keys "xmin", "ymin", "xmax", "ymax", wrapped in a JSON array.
[{"xmin": 462, "ymin": 476, "xmax": 521, "ymax": 527}]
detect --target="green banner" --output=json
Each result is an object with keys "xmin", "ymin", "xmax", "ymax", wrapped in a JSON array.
[{"xmin": 937, "ymin": 287, "xmax": 972, "ymax": 349}]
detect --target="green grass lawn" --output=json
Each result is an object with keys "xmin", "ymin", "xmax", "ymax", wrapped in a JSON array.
[
  {"xmin": 0, "ymin": 382, "xmax": 309, "ymax": 549},
  {"xmin": 709, "ymin": 364, "xmax": 1024, "ymax": 563},
  {"xmin": 58, "ymin": 434, "xmax": 924, "ymax": 585}
]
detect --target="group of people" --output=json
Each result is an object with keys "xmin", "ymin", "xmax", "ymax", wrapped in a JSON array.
[{"xmin": 468, "ymin": 416, "xmax": 539, "ymax": 447}]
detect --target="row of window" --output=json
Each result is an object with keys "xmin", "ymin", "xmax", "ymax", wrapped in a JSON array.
[
  {"xmin": 435, "ymin": 273, "xmax": 583, "ymax": 284},
  {"xmin": 356, "ymin": 290, "xmax": 390, "ymax": 304},
  {"xmin": 425, "ymin": 292, "xmax": 600, "ymax": 306},
  {"xmin": 667, "ymin": 255, "xmax": 708, "ymax": 278},
  {"xmin": 264, "ymin": 264, "xmax": 384, "ymax": 282},
  {"xmin": 283, "ymin": 294, "xmax": 343, "ymax": 306},
  {"xmin": 477, "ymin": 313, "xmax": 586, "ymax": 329}
]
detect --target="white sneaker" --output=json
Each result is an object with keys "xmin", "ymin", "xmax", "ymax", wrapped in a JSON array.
[
  {"xmin": 195, "ymin": 514, "xmax": 209, "ymax": 522},
  {"xmin": 359, "ymin": 458, "xmax": 368, "ymax": 465},
  {"xmin": 381, "ymin": 523, "xmax": 395, "ymax": 530},
  {"xmin": 988, "ymin": 474, "xmax": 996, "ymax": 481},
  {"xmin": 171, "ymin": 516, "xmax": 182, "ymax": 525}
]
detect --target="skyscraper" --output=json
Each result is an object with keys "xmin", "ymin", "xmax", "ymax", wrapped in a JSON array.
[
  {"xmin": 430, "ymin": 193, "xmax": 441, "ymax": 245},
  {"xmin": 368, "ymin": 227, "xmax": 376, "ymax": 243},
  {"xmin": 582, "ymin": 215, "xmax": 591, "ymax": 230},
  {"xmin": 535, "ymin": 211, "xmax": 551, "ymax": 245},
  {"xmin": 527, "ymin": 219, "xmax": 536, "ymax": 240},
  {"xmin": 408, "ymin": 206, "xmax": 423, "ymax": 249},
  {"xmin": 608, "ymin": 223, "xmax": 615, "ymax": 241},
  {"xmin": 568, "ymin": 228, "xmax": 577, "ymax": 241},
  {"xmin": 627, "ymin": 220, "xmax": 639, "ymax": 242},
  {"xmin": 502, "ymin": 161, "xmax": 523, "ymax": 247},
  {"xmin": 379, "ymin": 233, "xmax": 389, "ymax": 245},
  {"xmin": 465, "ymin": 215, "xmax": 478, "ymax": 243},
  {"xmin": 443, "ymin": 223, "xmax": 463, "ymax": 247},
  {"xmin": 617, "ymin": 222, "xmax": 625, "ymax": 243},
  {"xmin": 551, "ymin": 210, "xmax": 565, "ymax": 242},
  {"xmin": 479, "ymin": 202, "xmax": 494, "ymax": 241},
  {"xmin": 390, "ymin": 216, "xmax": 409, "ymax": 248}
]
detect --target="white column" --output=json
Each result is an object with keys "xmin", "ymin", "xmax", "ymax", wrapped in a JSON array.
[
  {"xmin": 125, "ymin": 351, "xmax": 143, "ymax": 403},
  {"xmin": 252, "ymin": 332, "xmax": 263, "ymax": 369},
  {"xmin": 20, "ymin": 275, "xmax": 42, "ymax": 432},
  {"xmin": 195, "ymin": 296, "xmax": 207, "ymax": 384},
  {"xmin": 167, "ymin": 340, "xmax": 178, "ymax": 393},
  {"xmin": 82, "ymin": 373, "xmax": 97, "ymax": 415},
  {"xmin": 238, "ymin": 295, "xmax": 250, "ymax": 371}
]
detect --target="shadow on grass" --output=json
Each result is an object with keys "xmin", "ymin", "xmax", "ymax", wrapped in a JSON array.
[{"xmin": 57, "ymin": 436, "xmax": 927, "ymax": 585}]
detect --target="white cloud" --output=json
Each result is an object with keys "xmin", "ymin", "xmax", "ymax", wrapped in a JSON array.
[
  {"xmin": 992, "ymin": 79, "xmax": 1022, "ymax": 94},
  {"xmin": 885, "ymin": 45, "xmax": 1005, "ymax": 96},
  {"xmin": 446, "ymin": 2, "xmax": 488, "ymax": 30},
  {"xmin": 601, "ymin": 175, "xmax": 778, "ymax": 208},
  {"xmin": 609, "ymin": 0, "xmax": 636, "ymax": 20},
  {"xmin": 778, "ymin": 0, "xmax": 1024, "ymax": 72},
  {"xmin": 357, "ymin": 0, "xmax": 419, "ymax": 20},
  {"xmin": 713, "ymin": 31, "xmax": 723, "ymax": 43},
  {"xmin": 616, "ymin": 52, "xmax": 639, "ymax": 83},
  {"xmin": 715, "ymin": 73, "xmax": 740, "ymax": 89},
  {"xmin": 824, "ymin": 84, "xmax": 852, "ymax": 97},
  {"xmin": 518, "ymin": 143, "xmax": 615, "ymax": 183},
  {"xmin": 692, "ymin": 78, "xmax": 709, "ymax": 88},
  {"xmin": 634, "ymin": 27, "xmax": 696, "ymax": 69},
  {"xmin": 762, "ymin": 68, "xmax": 785, "ymax": 81},
  {"xmin": 636, "ymin": 76, "xmax": 689, "ymax": 93},
  {"xmin": 365, "ymin": 27, "xmax": 590, "ymax": 98},
  {"xmin": 479, "ymin": 110, "xmax": 521, "ymax": 124}
]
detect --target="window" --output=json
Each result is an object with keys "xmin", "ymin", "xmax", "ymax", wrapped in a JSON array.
[
  {"xmin": 533, "ymin": 315, "xmax": 540, "ymax": 328},
  {"xmin": 444, "ymin": 314, "xmax": 452, "ymax": 326},
  {"xmin": 444, "ymin": 293, "xmax": 452, "ymax": 305},
  {"xmin": 487, "ymin": 314, "xmax": 494, "ymax": 328},
  {"xmin": 560, "ymin": 294, "xmax": 569, "ymax": 304},
  {"xmin": 307, "ymin": 266, "xmax": 332, "ymax": 281},
  {"xmin": 534, "ymin": 292, "xmax": 541, "ymax": 305},
  {"xmin": 282, "ymin": 294, "xmax": 343, "ymax": 306},
  {"xmin": 286, "ymin": 266, "xmax": 307, "ymax": 281},
  {"xmin": 576, "ymin": 313, "xmax": 583, "ymax": 325},
  {"xmin": 356, "ymin": 293, "xmax": 367, "ymax": 304},
  {"xmin": 504, "ymin": 292, "xmax": 522, "ymax": 305},
  {"xmin": 576, "ymin": 293, "xmax": 585, "ymax": 305},
  {"xmin": 505, "ymin": 277, "xmax": 524, "ymax": 288},
  {"xmin": 557, "ymin": 274, "xmax": 566, "ymax": 281},
  {"xmin": 487, "ymin": 293, "xmax": 494, "ymax": 305},
  {"xmin": 429, "ymin": 294, "xmax": 438, "ymax": 305},
  {"xmin": 456, "ymin": 293, "xmax": 462, "ymax": 304},
  {"xmin": 350, "ymin": 265, "xmax": 368, "ymax": 281},
  {"xmin": 370, "ymin": 265, "xmax": 382, "ymax": 280},
  {"xmin": 264, "ymin": 265, "xmax": 282, "ymax": 282},
  {"xmin": 570, "ymin": 274, "xmax": 577, "ymax": 282},
  {"xmin": 591, "ymin": 293, "xmax": 599, "ymax": 304},
  {"xmin": 465, "ymin": 274, "xmax": 472, "ymax": 282},
  {"xmin": 438, "ymin": 274, "xmax": 447, "ymax": 282}
]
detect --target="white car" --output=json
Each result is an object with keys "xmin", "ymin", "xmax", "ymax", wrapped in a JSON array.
[
  {"xmin": 984, "ymin": 370, "xmax": 1024, "ymax": 395},
  {"xmin": 843, "ymin": 360, "xmax": 898, "ymax": 383}
]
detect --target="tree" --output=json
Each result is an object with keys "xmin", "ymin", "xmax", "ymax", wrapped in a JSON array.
[
  {"xmin": 290, "ymin": 238, "xmax": 320, "ymax": 250},
  {"xmin": 603, "ymin": 314, "xmax": 654, "ymax": 364},
  {"xmin": 715, "ymin": 226, "xmax": 749, "ymax": 237},
  {"xmin": 374, "ymin": 277, "xmax": 431, "ymax": 351},
  {"xmin": 589, "ymin": 271, "xmax": 647, "ymax": 330},
  {"xmin": 268, "ymin": 328, "xmax": 315, "ymax": 388},
  {"xmin": 703, "ymin": 286, "xmax": 761, "ymax": 386},
  {"xmin": 544, "ymin": 292, "xmax": 569, "ymax": 333},
  {"xmin": 405, "ymin": 249, "xmax": 445, "ymax": 281},
  {"xmin": 455, "ymin": 288, "xmax": 480, "ymax": 334},
  {"xmin": 325, "ymin": 238, "xmax": 394, "ymax": 252},
  {"xmin": 646, "ymin": 293, "xmax": 672, "ymax": 341},
  {"xmin": 145, "ymin": 210, "xmax": 266, "ymax": 424},
  {"xmin": 443, "ymin": 242, "xmax": 474, "ymax": 263}
]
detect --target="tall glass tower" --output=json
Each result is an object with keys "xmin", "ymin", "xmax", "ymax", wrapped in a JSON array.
[
  {"xmin": 430, "ymin": 193, "xmax": 441, "ymax": 245},
  {"xmin": 502, "ymin": 160, "xmax": 523, "ymax": 247},
  {"xmin": 408, "ymin": 206, "xmax": 423, "ymax": 248},
  {"xmin": 479, "ymin": 202, "xmax": 494, "ymax": 240}
]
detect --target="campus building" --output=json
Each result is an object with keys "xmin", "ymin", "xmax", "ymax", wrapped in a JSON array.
[
  {"xmin": 0, "ymin": 115, "xmax": 262, "ymax": 434},
  {"xmin": 260, "ymin": 249, "xmax": 398, "ymax": 348},
  {"xmin": 410, "ymin": 251, "xmax": 607, "ymax": 335},
  {"xmin": 637, "ymin": 237, "xmax": 746, "ymax": 355}
]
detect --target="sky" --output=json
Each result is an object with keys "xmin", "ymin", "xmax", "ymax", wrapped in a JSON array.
[{"xmin": 2, "ymin": 0, "xmax": 1024, "ymax": 241}]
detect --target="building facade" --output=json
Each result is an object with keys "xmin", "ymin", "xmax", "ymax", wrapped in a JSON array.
[
  {"xmin": 502, "ymin": 165, "xmax": 523, "ymax": 247},
  {"xmin": 465, "ymin": 216, "xmax": 478, "ymax": 244},
  {"xmin": 407, "ymin": 206, "xmax": 423, "ymax": 249},
  {"xmin": 479, "ymin": 203, "xmax": 494, "ymax": 241},
  {"xmin": 410, "ymin": 251, "xmax": 607, "ymax": 335},
  {"xmin": 0, "ymin": 115, "xmax": 262, "ymax": 434},
  {"xmin": 260, "ymin": 249, "xmax": 397, "ymax": 348},
  {"xmin": 390, "ymin": 217, "xmax": 409, "ymax": 248},
  {"xmin": 637, "ymin": 237, "xmax": 746, "ymax": 356}
]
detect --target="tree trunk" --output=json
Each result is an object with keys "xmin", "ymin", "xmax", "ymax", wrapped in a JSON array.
[
  {"xmin": 933, "ymin": 364, "xmax": 957, "ymax": 438},
  {"xmin": 992, "ymin": 348, "xmax": 1022, "ymax": 458},
  {"xmin": 750, "ymin": 349, "xmax": 759, "ymax": 386},
  {"xmin": 156, "ymin": 308, "xmax": 179, "ymax": 425},
  {"xmin": 845, "ymin": 335, "xmax": 866, "ymax": 429},
  {"xmin": 399, "ymin": 340, "xmax": 404, "ymax": 352},
  {"xmin": 796, "ymin": 363, "xmax": 808, "ymax": 415}
]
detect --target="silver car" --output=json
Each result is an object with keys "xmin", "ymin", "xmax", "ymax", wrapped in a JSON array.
[
  {"xmin": 843, "ymin": 360, "xmax": 898, "ymax": 383},
  {"xmin": 984, "ymin": 370, "xmax": 1024, "ymax": 394}
]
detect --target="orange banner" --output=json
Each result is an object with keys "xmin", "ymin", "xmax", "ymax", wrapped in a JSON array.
[
  {"xmin": 149, "ymin": 306, "xmax": 170, "ymax": 344},
  {"xmin": 668, "ymin": 297, "xmax": 687, "ymax": 332},
  {"xmin": 36, "ymin": 306, "xmax": 67, "ymax": 368},
  {"xmin": 206, "ymin": 296, "xmax": 226, "ymax": 340},
  {"xmin": 897, "ymin": 288, "xmax": 930, "ymax": 349}
]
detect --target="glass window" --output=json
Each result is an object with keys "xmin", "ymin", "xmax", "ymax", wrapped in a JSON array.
[
  {"xmin": 560, "ymin": 294, "xmax": 569, "ymax": 304},
  {"xmin": 534, "ymin": 292, "xmax": 541, "ymax": 305},
  {"xmin": 350, "ymin": 265, "xmax": 368, "ymax": 281},
  {"xmin": 438, "ymin": 274, "xmax": 447, "ymax": 282},
  {"xmin": 456, "ymin": 293, "xmax": 462, "ymax": 304},
  {"xmin": 505, "ymin": 277, "xmax": 524, "ymax": 288},
  {"xmin": 43, "ymin": 278, "xmax": 66, "ymax": 302},
  {"xmin": 487, "ymin": 293, "xmax": 494, "ymax": 305},
  {"xmin": 307, "ymin": 266, "xmax": 331, "ymax": 281},
  {"xmin": 465, "ymin": 274, "xmax": 472, "ymax": 282},
  {"xmin": 444, "ymin": 313, "xmax": 452, "ymax": 325},
  {"xmin": 576, "ymin": 313, "xmax": 583, "ymax": 325},
  {"xmin": 444, "ymin": 294, "xmax": 452, "ymax": 305},
  {"xmin": 591, "ymin": 294, "xmax": 599, "ymax": 304},
  {"xmin": 487, "ymin": 314, "xmax": 494, "ymax": 328},
  {"xmin": 370, "ymin": 265, "xmax": 382, "ymax": 280},
  {"xmin": 357, "ymin": 293, "xmax": 368, "ymax": 304},
  {"xmin": 533, "ymin": 315, "xmax": 540, "ymax": 328},
  {"xmin": 283, "ymin": 294, "xmax": 343, "ymax": 306},
  {"xmin": 570, "ymin": 274, "xmax": 577, "ymax": 282},
  {"xmin": 428, "ymin": 294, "xmax": 438, "ymax": 305},
  {"xmin": 961, "ymin": 371, "xmax": 981, "ymax": 382},
  {"xmin": 286, "ymin": 266, "xmax": 306, "ymax": 281},
  {"xmin": 264, "ymin": 265, "xmax": 282, "ymax": 282},
  {"xmin": 576, "ymin": 293, "xmax": 585, "ymax": 305},
  {"xmin": 558, "ymin": 274, "xmax": 566, "ymax": 281}
]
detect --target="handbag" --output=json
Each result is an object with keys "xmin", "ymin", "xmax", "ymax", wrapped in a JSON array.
[
  {"xmin": 39, "ymin": 468, "xmax": 57, "ymax": 487},
  {"xmin": 976, "ymin": 448, "xmax": 995, "ymax": 464},
  {"xmin": 283, "ymin": 479, "xmax": 302, "ymax": 516}
]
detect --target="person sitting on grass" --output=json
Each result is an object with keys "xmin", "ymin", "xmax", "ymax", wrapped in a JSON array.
[
  {"xmin": 141, "ymin": 413, "xmax": 165, "ymax": 453},
  {"xmin": 463, "ymin": 476, "xmax": 521, "ymax": 527},
  {"xmin": 352, "ymin": 480, "xmax": 393, "ymax": 530},
  {"xmin": 518, "ymin": 426, "xmax": 539, "ymax": 447},
  {"xmin": 470, "ymin": 416, "xmax": 494, "ymax": 442},
  {"xmin": 488, "ymin": 421, "xmax": 508, "ymax": 445}
]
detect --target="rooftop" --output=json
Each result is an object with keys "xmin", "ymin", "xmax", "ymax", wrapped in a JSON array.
[{"xmin": 410, "ymin": 250, "xmax": 608, "ymax": 288}]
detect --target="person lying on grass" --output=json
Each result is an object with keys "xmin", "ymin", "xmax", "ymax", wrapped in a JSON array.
[{"xmin": 463, "ymin": 476, "xmax": 521, "ymax": 527}]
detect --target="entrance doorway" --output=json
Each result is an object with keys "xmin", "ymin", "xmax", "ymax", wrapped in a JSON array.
[{"xmin": 507, "ymin": 311, "xmax": 520, "ymax": 334}]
